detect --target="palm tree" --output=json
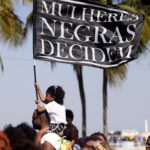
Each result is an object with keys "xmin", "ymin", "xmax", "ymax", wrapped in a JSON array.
[
  {"xmin": 0, "ymin": 0, "xmax": 25, "ymax": 71},
  {"xmin": 74, "ymin": 64, "xmax": 87, "ymax": 137},
  {"xmin": 103, "ymin": 65, "xmax": 127, "ymax": 136},
  {"xmin": 102, "ymin": 0, "xmax": 150, "ymax": 136}
]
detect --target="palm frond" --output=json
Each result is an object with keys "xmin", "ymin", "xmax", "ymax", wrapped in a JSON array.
[
  {"xmin": 138, "ymin": 16, "xmax": 150, "ymax": 53},
  {"xmin": 23, "ymin": 11, "xmax": 33, "ymax": 39},
  {"xmin": 0, "ymin": 0, "xmax": 12, "ymax": 9},
  {"xmin": 119, "ymin": 5, "xmax": 150, "ymax": 54},
  {"xmin": 0, "ymin": 5, "xmax": 24, "ymax": 46},
  {"xmin": 107, "ymin": 64, "xmax": 127, "ymax": 86},
  {"xmin": 123, "ymin": 0, "xmax": 150, "ymax": 17},
  {"xmin": 26, "ymin": 11, "xmax": 33, "ymax": 26}
]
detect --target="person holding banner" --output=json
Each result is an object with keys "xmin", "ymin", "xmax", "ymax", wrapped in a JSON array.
[
  {"xmin": 34, "ymin": 83, "xmax": 67, "ymax": 137},
  {"xmin": 32, "ymin": 109, "xmax": 61, "ymax": 150}
]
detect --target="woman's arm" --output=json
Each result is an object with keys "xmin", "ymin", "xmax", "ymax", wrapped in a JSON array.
[
  {"xmin": 71, "ymin": 127, "xmax": 79, "ymax": 145},
  {"xmin": 35, "ymin": 83, "xmax": 45, "ymax": 102},
  {"xmin": 35, "ymin": 127, "xmax": 49, "ymax": 147}
]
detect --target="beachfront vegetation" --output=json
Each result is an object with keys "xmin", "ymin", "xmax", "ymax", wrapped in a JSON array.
[{"xmin": 0, "ymin": 0, "xmax": 25, "ymax": 70}]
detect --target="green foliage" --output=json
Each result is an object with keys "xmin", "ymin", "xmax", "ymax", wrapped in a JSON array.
[
  {"xmin": 107, "ymin": 64, "xmax": 127, "ymax": 86},
  {"xmin": 138, "ymin": 16, "xmax": 150, "ymax": 54},
  {"xmin": 0, "ymin": 0, "xmax": 12, "ymax": 9},
  {"xmin": 123, "ymin": 0, "xmax": 150, "ymax": 17},
  {"xmin": 0, "ymin": 0, "xmax": 26, "ymax": 71},
  {"xmin": 119, "ymin": 4, "xmax": 150, "ymax": 53},
  {"xmin": 0, "ymin": 1, "xmax": 24, "ymax": 46}
]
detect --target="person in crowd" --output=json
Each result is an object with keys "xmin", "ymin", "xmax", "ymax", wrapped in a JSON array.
[
  {"xmin": 81, "ymin": 132, "xmax": 110, "ymax": 150},
  {"xmin": 16, "ymin": 122, "xmax": 36, "ymax": 142},
  {"xmin": 32, "ymin": 109, "xmax": 63, "ymax": 150},
  {"xmin": 0, "ymin": 131, "xmax": 11, "ymax": 150},
  {"xmin": 146, "ymin": 135, "xmax": 150, "ymax": 150},
  {"xmin": 3, "ymin": 123, "xmax": 39, "ymax": 149},
  {"xmin": 63, "ymin": 109, "xmax": 79, "ymax": 148},
  {"xmin": 35, "ymin": 83, "xmax": 67, "ymax": 136},
  {"xmin": 3, "ymin": 124, "xmax": 27, "ymax": 147}
]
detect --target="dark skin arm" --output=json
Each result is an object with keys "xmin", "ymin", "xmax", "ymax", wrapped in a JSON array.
[
  {"xmin": 35, "ymin": 127, "xmax": 49, "ymax": 146},
  {"xmin": 42, "ymin": 141, "xmax": 55, "ymax": 150},
  {"xmin": 35, "ymin": 131, "xmax": 43, "ymax": 146},
  {"xmin": 71, "ymin": 127, "xmax": 79, "ymax": 145}
]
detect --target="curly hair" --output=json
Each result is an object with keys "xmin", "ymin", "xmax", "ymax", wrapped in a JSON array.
[
  {"xmin": 3, "ymin": 124, "xmax": 27, "ymax": 147},
  {"xmin": 16, "ymin": 122, "xmax": 36, "ymax": 142}
]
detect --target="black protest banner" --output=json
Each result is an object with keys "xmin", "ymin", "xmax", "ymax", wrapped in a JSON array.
[{"xmin": 33, "ymin": 0, "xmax": 144, "ymax": 68}]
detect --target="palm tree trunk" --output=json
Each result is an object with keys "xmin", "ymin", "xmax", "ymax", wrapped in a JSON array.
[
  {"xmin": 103, "ymin": 69, "xmax": 108, "ymax": 136},
  {"xmin": 75, "ymin": 65, "xmax": 87, "ymax": 137},
  {"xmin": 102, "ymin": 0, "xmax": 112, "ymax": 137}
]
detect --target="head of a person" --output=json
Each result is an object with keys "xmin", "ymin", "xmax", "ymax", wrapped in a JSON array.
[
  {"xmin": 82, "ymin": 141, "xmax": 108, "ymax": 150},
  {"xmin": 3, "ymin": 124, "xmax": 27, "ymax": 147},
  {"xmin": 0, "ymin": 131, "xmax": 11, "ymax": 150},
  {"xmin": 46, "ymin": 85, "xmax": 65, "ymax": 105},
  {"xmin": 90, "ymin": 132, "xmax": 110, "ymax": 150},
  {"xmin": 81, "ymin": 132, "xmax": 110, "ymax": 150},
  {"xmin": 32, "ymin": 109, "xmax": 50, "ymax": 130},
  {"xmin": 16, "ymin": 122, "xmax": 36, "ymax": 142},
  {"xmin": 66, "ymin": 109, "xmax": 74, "ymax": 123},
  {"xmin": 90, "ymin": 132, "xmax": 107, "ymax": 143},
  {"xmin": 146, "ymin": 136, "xmax": 150, "ymax": 150}
]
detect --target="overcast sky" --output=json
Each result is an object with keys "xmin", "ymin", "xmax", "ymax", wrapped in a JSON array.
[{"xmin": 0, "ymin": 2, "xmax": 150, "ymax": 137}]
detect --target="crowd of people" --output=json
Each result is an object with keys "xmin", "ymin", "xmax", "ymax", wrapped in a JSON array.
[{"xmin": 0, "ymin": 84, "xmax": 149, "ymax": 150}]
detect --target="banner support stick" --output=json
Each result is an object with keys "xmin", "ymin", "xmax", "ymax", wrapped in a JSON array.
[{"xmin": 33, "ymin": 60, "xmax": 38, "ymax": 100}]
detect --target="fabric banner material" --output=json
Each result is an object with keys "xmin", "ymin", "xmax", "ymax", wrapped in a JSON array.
[{"xmin": 33, "ymin": 0, "xmax": 144, "ymax": 68}]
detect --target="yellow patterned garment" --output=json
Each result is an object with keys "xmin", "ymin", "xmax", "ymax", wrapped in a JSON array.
[{"xmin": 59, "ymin": 139, "xmax": 72, "ymax": 150}]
